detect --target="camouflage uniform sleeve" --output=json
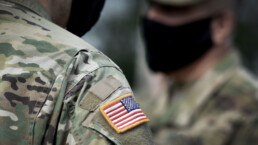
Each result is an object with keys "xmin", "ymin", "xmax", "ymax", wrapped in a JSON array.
[
  {"xmin": 230, "ymin": 116, "xmax": 258, "ymax": 145},
  {"xmin": 58, "ymin": 51, "xmax": 154, "ymax": 145}
]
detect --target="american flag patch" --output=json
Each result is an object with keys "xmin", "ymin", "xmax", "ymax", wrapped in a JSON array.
[{"xmin": 99, "ymin": 93, "xmax": 149, "ymax": 133}]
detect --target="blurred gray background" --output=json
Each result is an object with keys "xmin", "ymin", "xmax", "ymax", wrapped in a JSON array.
[
  {"xmin": 82, "ymin": 0, "xmax": 144, "ymax": 88},
  {"xmin": 82, "ymin": 0, "xmax": 258, "ymax": 89},
  {"xmin": 235, "ymin": 0, "xmax": 258, "ymax": 73}
]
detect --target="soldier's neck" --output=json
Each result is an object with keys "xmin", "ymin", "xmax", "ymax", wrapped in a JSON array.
[{"xmin": 169, "ymin": 45, "xmax": 230, "ymax": 83}]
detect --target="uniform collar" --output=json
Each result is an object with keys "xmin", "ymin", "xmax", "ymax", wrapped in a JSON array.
[{"xmin": 6, "ymin": 0, "xmax": 50, "ymax": 20}]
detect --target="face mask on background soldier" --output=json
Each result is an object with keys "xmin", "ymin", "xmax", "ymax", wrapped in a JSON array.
[
  {"xmin": 141, "ymin": 0, "xmax": 237, "ymax": 85},
  {"xmin": 142, "ymin": 16, "xmax": 213, "ymax": 72}
]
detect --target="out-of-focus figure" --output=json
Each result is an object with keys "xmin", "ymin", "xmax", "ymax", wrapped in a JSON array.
[{"xmin": 140, "ymin": 0, "xmax": 258, "ymax": 144}]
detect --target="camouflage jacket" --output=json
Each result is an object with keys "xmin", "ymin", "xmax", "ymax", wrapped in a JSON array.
[
  {"xmin": 0, "ymin": 0, "xmax": 153, "ymax": 144},
  {"xmin": 141, "ymin": 50, "xmax": 258, "ymax": 145}
]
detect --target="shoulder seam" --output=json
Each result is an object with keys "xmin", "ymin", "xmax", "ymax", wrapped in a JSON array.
[{"xmin": 64, "ymin": 66, "xmax": 122, "ymax": 97}]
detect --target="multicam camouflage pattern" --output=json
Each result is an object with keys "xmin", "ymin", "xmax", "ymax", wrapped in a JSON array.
[
  {"xmin": 0, "ymin": 0, "xmax": 153, "ymax": 144},
  {"xmin": 140, "ymin": 50, "xmax": 258, "ymax": 145}
]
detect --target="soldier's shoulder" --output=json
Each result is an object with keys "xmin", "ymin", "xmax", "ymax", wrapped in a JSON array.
[
  {"xmin": 0, "ymin": 1, "xmax": 98, "ymax": 53},
  {"xmin": 0, "ymin": 1, "xmax": 115, "ymax": 78},
  {"xmin": 211, "ymin": 66, "xmax": 258, "ymax": 115},
  {"xmin": 65, "ymin": 67, "xmax": 154, "ymax": 145},
  {"xmin": 220, "ymin": 67, "xmax": 258, "ymax": 96}
]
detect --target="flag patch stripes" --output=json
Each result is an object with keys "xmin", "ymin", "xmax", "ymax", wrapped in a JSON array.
[{"xmin": 99, "ymin": 93, "xmax": 150, "ymax": 133}]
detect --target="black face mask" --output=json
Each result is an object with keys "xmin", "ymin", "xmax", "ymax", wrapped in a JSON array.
[
  {"xmin": 67, "ymin": 0, "xmax": 105, "ymax": 37},
  {"xmin": 142, "ymin": 17, "xmax": 213, "ymax": 72}
]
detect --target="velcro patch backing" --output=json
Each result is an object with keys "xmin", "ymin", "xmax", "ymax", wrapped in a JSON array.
[{"xmin": 80, "ymin": 75, "xmax": 122, "ymax": 111}]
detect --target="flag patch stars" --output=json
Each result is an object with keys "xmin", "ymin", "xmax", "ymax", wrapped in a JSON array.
[{"xmin": 99, "ymin": 93, "xmax": 150, "ymax": 133}]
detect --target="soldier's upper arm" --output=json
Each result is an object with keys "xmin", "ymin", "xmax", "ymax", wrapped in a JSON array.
[{"xmin": 68, "ymin": 66, "xmax": 154, "ymax": 145}]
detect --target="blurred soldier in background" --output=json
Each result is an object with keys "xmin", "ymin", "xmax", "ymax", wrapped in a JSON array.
[
  {"xmin": 140, "ymin": 0, "xmax": 258, "ymax": 144},
  {"xmin": 0, "ymin": 0, "xmax": 153, "ymax": 144}
]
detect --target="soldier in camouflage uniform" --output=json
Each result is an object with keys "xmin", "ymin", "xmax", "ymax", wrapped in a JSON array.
[
  {"xmin": 0, "ymin": 0, "xmax": 154, "ymax": 144},
  {"xmin": 140, "ymin": 0, "xmax": 258, "ymax": 144}
]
